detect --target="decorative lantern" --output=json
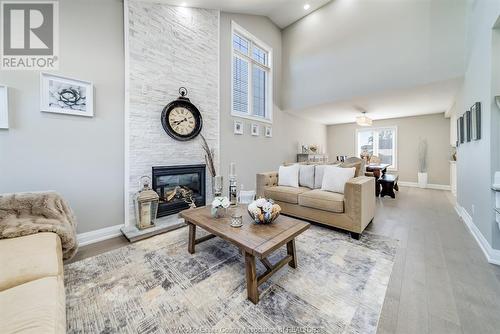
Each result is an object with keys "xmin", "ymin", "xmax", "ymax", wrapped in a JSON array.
[{"xmin": 134, "ymin": 176, "xmax": 159, "ymax": 230}]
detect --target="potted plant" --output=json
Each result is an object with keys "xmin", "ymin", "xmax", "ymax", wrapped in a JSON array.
[{"xmin": 418, "ymin": 139, "xmax": 428, "ymax": 188}]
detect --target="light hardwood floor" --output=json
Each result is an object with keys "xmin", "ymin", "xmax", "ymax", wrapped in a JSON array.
[
  {"xmin": 67, "ymin": 187, "xmax": 500, "ymax": 333},
  {"xmin": 371, "ymin": 187, "xmax": 500, "ymax": 334}
]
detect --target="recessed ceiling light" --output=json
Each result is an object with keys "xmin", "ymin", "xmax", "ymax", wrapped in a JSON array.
[
  {"xmin": 180, "ymin": 2, "xmax": 187, "ymax": 6},
  {"xmin": 304, "ymin": 4, "xmax": 311, "ymax": 10}
]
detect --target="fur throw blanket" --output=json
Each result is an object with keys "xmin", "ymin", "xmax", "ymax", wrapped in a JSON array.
[{"xmin": 0, "ymin": 192, "xmax": 78, "ymax": 259}]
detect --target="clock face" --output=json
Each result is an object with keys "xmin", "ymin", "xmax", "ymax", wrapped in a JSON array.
[
  {"xmin": 168, "ymin": 107, "xmax": 196, "ymax": 136},
  {"xmin": 161, "ymin": 98, "xmax": 203, "ymax": 141}
]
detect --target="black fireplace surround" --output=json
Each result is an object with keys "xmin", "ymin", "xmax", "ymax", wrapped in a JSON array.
[{"xmin": 152, "ymin": 164, "xmax": 206, "ymax": 217}]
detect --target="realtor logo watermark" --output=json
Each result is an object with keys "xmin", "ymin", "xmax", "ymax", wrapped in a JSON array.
[{"xmin": 1, "ymin": 1, "xmax": 59, "ymax": 70}]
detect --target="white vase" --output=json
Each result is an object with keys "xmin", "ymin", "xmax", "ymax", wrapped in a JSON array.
[{"xmin": 418, "ymin": 172, "xmax": 428, "ymax": 188}]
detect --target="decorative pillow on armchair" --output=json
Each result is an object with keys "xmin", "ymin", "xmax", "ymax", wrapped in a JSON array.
[
  {"xmin": 321, "ymin": 166, "xmax": 356, "ymax": 194},
  {"xmin": 278, "ymin": 164, "xmax": 300, "ymax": 188}
]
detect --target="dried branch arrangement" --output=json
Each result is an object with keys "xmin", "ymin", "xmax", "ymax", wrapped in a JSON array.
[
  {"xmin": 418, "ymin": 139, "xmax": 427, "ymax": 173},
  {"xmin": 200, "ymin": 134, "xmax": 216, "ymax": 177}
]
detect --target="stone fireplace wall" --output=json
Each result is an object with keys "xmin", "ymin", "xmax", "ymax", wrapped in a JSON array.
[{"xmin": 125, "ymin": 1, "xmax": 219, "ymax": 227}]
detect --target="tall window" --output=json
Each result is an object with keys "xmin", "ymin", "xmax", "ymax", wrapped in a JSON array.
[
  {"xmin": 231, "ymin": 22, "xmax": 272, "ymax": 122},
  {"xmin": 356, "ymin": 127, "xmax": 398, "ymax": 169}
]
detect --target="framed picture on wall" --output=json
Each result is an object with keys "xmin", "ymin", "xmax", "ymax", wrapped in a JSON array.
[
  {"xmin": 0, "ymin": 85, "xmax": 8, "ymax": 129},
  {"xmin": 40, "ymin": 73, "xmax": 94, "ymax": 117},
  {"xmin": 459, "ymin": 116, "xmax": 465, "ymax": 144},
  {"xmin": 471, "ymin": 102, "xmax": 481, "ymax": 140},
  {"xmin": 465, "ymin": 109, "xmax": 472, "ymax": 142},
  {"xmin": 265, "ymin": 126, "xmax": 272, "ymax": 137},
  {"xmin": 251, "ymin": 123, "xmax": 259, "ymax": 136},
  {"xmin": 234, "ymin": 120, "xmax": 243, "ymax": 135}
]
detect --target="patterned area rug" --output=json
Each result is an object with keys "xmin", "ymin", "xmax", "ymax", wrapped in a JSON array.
[{"xmin": 65, "ymin": 225, "xmax": 397, "ymax": 334}]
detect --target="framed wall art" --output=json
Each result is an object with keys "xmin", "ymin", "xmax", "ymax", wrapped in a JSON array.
[
  {"xmin": 465, "ymin": 109, "xmax": 472, "ymax": 142},
  {"xmin": 0, "ymin": 85, "xmax": 8, "ymax": 129},
  {"xmin": 458, "ymin": 116, "xmax": 464, "ymax": 144},
  {"xmin": 265, "ymin": 126, "xmax": 272, "ymax": 138},
  {"xmin": 40, "ymin": 73, "xmax": 94, "ymax": 117},
  {"xmin": 251, "ymin": 123, "xmax": 259, "ymax": 136},
  {"xmin": 471, "ymin": 102, "xmax": 481, "ymax": 140},
  {"xmin": 234, "ymin": 120, "xmax": 243, "ymax": 135}
]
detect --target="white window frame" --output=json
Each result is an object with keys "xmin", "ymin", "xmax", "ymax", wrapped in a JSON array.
[
  {"xmin": 355, "ymin": 126, "xmax": 398, "ymax": 170},
  {"xmin": 231, "ymin": 21, "xmax": 273, "ymax": 124}
]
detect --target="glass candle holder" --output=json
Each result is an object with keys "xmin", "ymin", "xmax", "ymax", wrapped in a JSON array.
[
  {"xmin": 213, "ymin": 175, "xmax": 223, "ymax": 197},
  {"xmin": 230, "ymin": 213, "xmax": 243, "ymax": 227}
]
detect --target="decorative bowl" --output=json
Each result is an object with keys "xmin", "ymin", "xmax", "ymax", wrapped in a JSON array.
[{"xmin": 247, "ymin": 198, "xmax": 281, "ymax": 224}]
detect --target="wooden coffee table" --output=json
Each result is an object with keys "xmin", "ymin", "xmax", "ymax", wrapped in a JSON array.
[{"xmin": 179, "ymin": 205, "xmax": 310, "ymax": 304}]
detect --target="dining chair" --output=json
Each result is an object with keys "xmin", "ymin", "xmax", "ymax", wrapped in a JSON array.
[{"xmin": 369, "ymin": 155, "xmax": 381, "ymax": 164}]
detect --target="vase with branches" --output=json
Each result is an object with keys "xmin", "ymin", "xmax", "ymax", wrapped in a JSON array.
[
  {"xmin": 418, "ymin": 139, "xmax": 428, "ymax": 188},
  {"xmin": 200, "ymin": 134, "xmax": 222, "ymax": 196}
]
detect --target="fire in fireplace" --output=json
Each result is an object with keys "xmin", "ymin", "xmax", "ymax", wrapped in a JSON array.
[{"xmin": 152, "ymin": 165, "xmax": 206, "ymax": 217}]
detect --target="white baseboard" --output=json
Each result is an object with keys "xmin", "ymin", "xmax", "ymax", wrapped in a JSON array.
[
  {"xmin": 455, "ymin": 204, "xmax": 500, "ymax": 266},
  {"xmin": 398, "ymin": 181, "xmax": 451, "ymax": 191},
  {"xmin": 77, "ymin": 224, "xmax": 123, "ymax": 247}
]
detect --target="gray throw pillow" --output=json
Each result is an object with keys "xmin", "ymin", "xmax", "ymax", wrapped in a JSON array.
[
  {"xmin": 299, "ymin": 165, "xmax": 315, "ymax": 188},
  {"xmin": 314, "ymin": 165, "xmax": 327, "ymax": 189}
]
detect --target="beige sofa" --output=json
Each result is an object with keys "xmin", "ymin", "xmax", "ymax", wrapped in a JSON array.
[
  {"xmin": 257, "ymin": 170, "xmax": 375, "ymax": 239},
  {"xmin": 0, "ymin": 232, "xmax": 66, "ymax": 334}
]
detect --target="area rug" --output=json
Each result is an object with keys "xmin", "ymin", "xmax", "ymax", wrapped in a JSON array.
[{"xmin": 64, "ymin": 225, "xmax": 397, "ymax": 334}]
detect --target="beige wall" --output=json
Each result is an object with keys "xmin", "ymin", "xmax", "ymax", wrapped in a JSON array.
[
  {"xmin": 0, "ymin": 0, "xmax": 124, "ymax": 233},
  {"xmin": 454, "ymin": 0, "xmax": 500, "ymax": 249},
  {"xmin": 219, "ymin": 13, "xmax": 327, "ymax": 191},
  {"xmin": 327, "ymin": 113, "xmax": 451, "ymax": 185}
]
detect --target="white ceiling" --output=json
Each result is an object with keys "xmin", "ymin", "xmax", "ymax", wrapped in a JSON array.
[
  {"xmin": 163, "ymin": 0, "xmax": 332, "ymax": 28},
  {"xmin": 281, "ymin": 0, "xmax": 467, "ymax": 124},
  {"xmin": 287, "ymin": 78, "xmax": 463, "ymax": 125}
]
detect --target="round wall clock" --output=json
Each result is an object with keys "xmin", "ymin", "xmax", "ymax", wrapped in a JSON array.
[{"xmin": 161, "ymin": 87, "xmax": 203, "ymax": 141}]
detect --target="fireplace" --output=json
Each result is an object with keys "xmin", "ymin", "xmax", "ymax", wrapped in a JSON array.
[{"xmin": 152, "ymin": 165, "xmax": 206, "ymax": 217}]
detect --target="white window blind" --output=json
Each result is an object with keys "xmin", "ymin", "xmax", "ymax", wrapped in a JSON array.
[
  {"xmin": 233, "ymin": 56, "xmax": 248, "ymax": 114},
  {"xmin": 252, "ymin": 65, "xmax": 266, "ymax": 117}
]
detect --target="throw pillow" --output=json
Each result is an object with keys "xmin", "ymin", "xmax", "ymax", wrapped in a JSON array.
[
  {"xmin": 278, "ymin": 164, "xmax": 300, "ymax": 188},
  {"xmin": 299, "ymin": 165, "xmax": 315, "ymax": 188},
  {"xmin": 321, "ymin": 166, "xmax": 356, "ymax": 194},
  {"xmin": 314, "ymin": 165, "xmax": 327, "ymax": 189}
]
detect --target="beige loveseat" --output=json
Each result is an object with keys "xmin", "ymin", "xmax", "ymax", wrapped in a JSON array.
[
  {"xmin": 257, "ymin": 168, "xmax": 375, "ymax": 239},
  {"xmin": 0, "ymin": 232, "xmax": 66, "ymax": 333}
]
